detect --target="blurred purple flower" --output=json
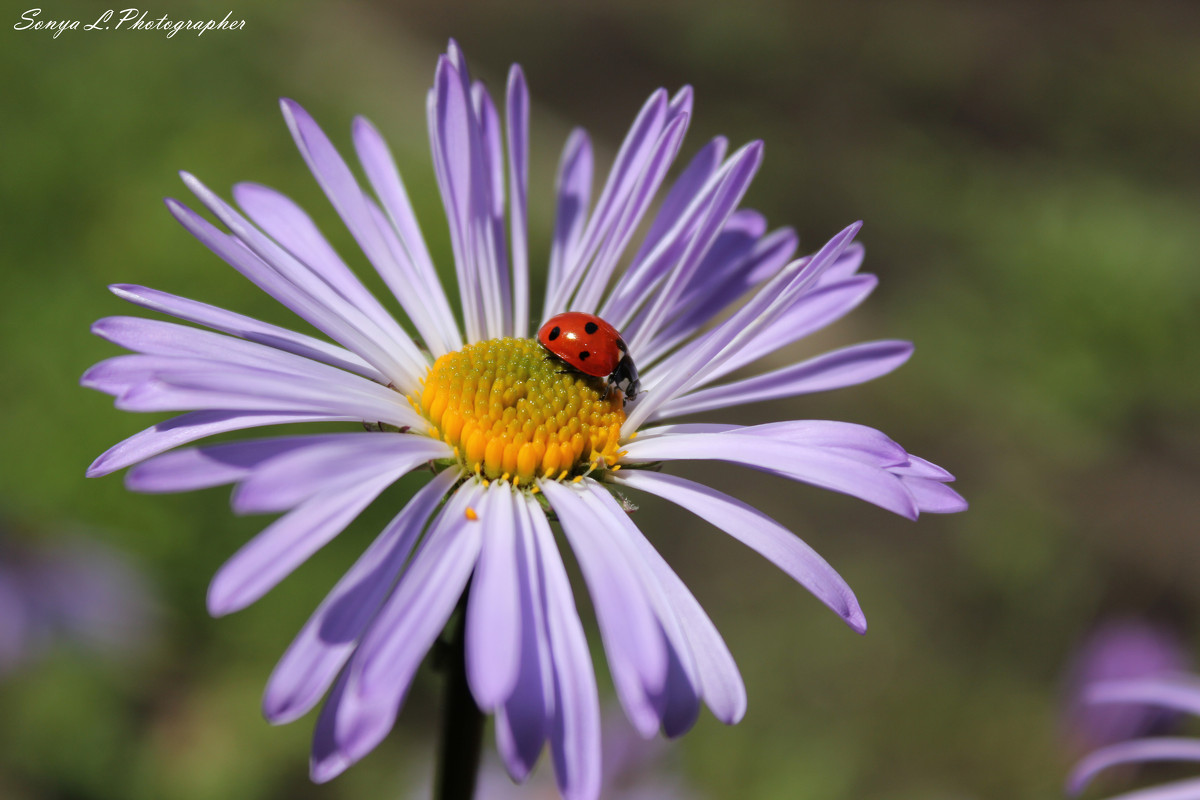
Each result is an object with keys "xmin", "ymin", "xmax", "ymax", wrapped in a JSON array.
[
  {"xmin": 1062, "ymin": 620, "xmax": 1191, "ymax": 754},
  {"xmin": 82, "ymin": 40, "xmax": 964, "ymax": 798},
  {"xmin": 0, "ymin": 535, "xmax": 155, "ymax": 674},
  {"xmin": 1067, "ymin": 673, "xmax": 1200, "ymax": 799}
]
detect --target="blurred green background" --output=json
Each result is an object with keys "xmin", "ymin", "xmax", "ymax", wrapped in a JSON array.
[{"xmin": 4, "ymin": 0, "xmax": 1200, "ymax": 798}]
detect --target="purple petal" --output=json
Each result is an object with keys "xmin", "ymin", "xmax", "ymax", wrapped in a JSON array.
[
  {"xmin": 613, "ymin": 470, "xmax": 867, "ymax": 633},
  {"xmin": 232, "ymin": 182, "xmax": 403, "ymax": 339},
  {"xmin": 547, "ymin": 89, "xmax": 670, "ymax": 314},
  {"xmin": 109, "ymin": 284, "xmax": 382, "ymax": 381},
  {"xmin": 648, "ymin": 210, "xmax": 767, "ymax": 328},
  {"xmin": 634, "ymin": 222, "xmax": 798, "ymax": 367},
  {"xmin": 539, "ymin": 480, "xmax": 667, "ymax": 737},
  {"xmin": 570, "ymin": 112, "xmax": 691, "ymax": 314},
  {"xmin": 1088, "ymin": 676, "xmax": 1200, "ymax": 716},
  {"xmin": 655, "ymin": 643, "xmax": 702, "ymax": 738},
  {"xmin": 275, "ymin": 100, "xmax": 435, "ymax": 362},
  {"xmin": 625, "ymin": 221, "xmax": 862, "ymax": 435},
  {"xmin": 816, "ymin": 242, "xmax": 865, "ymax": 283},
  {"xmin": 657, "ymin": 340, "xmax": 914, "ymax": 418},
  {"xmin": 621, "ymin": 430, "xmax": 918, "ymax": 520},
  {"xmin": 1079, "ymin": 777, "xmax": 1200, "ymax": 800},
  {"xmin": 207, "ymin": 471, "xmax": 402, "ymax": 616},
  {"xmin": 470, "ymin": 80, "xmax": 511, "ymax": 338},
  {"xmin": 352, "ymin": 116, "xmax": 462, "ymax": 355},
  {"xmin": 545, "ymin": 129, "xmax": 592, "ymax": 317},
  {"xmin": 602, "ymin": 137, "xmax": 729, "ymax": 324},
  {"xmin": 332, "ymin": 483, "xmax": 484, "ymax": 765},
  {"xmin": 528, "ymin": 498, "xmax": 602, "ymax": 800},
  {"xmin": 263, "ymin": 470, "xmax": 456, "ymax": 724},
  {"xmin": 494, "ymin": 495, "xmax": 554, "ymax": 781},
  {"xmin": 576, "ymin": 483, "xmax": 702, "ymax": 736},
  {"xmin": 125, "ymin": 435, "xmax": 354, "ymax": 493},
  {"xmin": 668, "ymin": 85, "xmax": 693, "ymax": 119},
  {"xmin": 350, "ymin": 479, "xmax": 482, "ymax": 695},
  {"xmin": 172, "ymin": 179, "xmax": 424, "ymax": 390},
  {"xmin": 709, "ymin": 274, "xmax": 880, "ymax": 382},
  {"xmin": 506, "ymin": 65, "xmax": 530, "ymax": 338},
  {"xmin": 900, "ymin": 476, "xmax": 969, "ymax": 514},
  {"xmin": 630, "ymin": 527, "xmax": 747, "ymax": 724},
  {"xmin": 88, "ymin": 410, "xmax": 352, "ymax": 478},
  {"xmin": 624, "ymin": 140, "xmax": 763, "ymax": 356},
  {"xmin": 430, "ymin": 56, "xmax": 488, "ymax": 342},
  {"xmin": 1068, "ymin": 738, "xmax": 1200, "ymax": 796},
  {"xmin": 231, "ymin": 434, "xmax": 450, "ymax": 514},
  {"xmin": 363, "ymin": 197, "xmax": 461, "ymax": 357},
  {"xmin": 466, "ymin": 482, "xmax": 523, "ymax": 710},
  {"xmin": 91, "ymin": 316, "xmax": 376, "ymax": 384},
  {"xmin": 309, "ymin": 669, "xmax": 354, "ymax": 783},
  {"xmin": 891, "ymin": 455, "xmax": 955, "ymax": 481},
  {"xmin": 112, "ymin": 360, "xmax": 423, "ymax": 429},
  {"xmin": 734, "ymin": 420, "xmax": 910, "ymax": 466}
]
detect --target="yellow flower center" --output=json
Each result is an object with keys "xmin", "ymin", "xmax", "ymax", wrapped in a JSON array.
[{"xmin": 415, "ymin": 338, "xmax": 625, "ymax": 483}]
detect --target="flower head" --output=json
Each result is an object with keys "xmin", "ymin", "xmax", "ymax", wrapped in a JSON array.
[
  {"xmin": 1062, "ymin": 620, "xmax": 1191, "ymax": 754},
  {"xmin": 1067, "ymin": 673, "xmax": 1200, "ymax": 799},
  {"xmin": 83, "ymin": 41, "xmax": 964, "ymax": 798},
  {"xmin": 0, "ymin": 532, "xmax": 155, "ymax": 674}
]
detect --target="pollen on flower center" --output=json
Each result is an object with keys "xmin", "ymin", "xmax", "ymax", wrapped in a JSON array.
[{"xmin": 415, "ymin": 338, "xmax": 625, "ymax": 483}]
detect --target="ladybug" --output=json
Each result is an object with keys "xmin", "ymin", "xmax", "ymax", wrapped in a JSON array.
[{"xmin": 537, "ymin": 312, "xmax": 641, "ymax": 401}]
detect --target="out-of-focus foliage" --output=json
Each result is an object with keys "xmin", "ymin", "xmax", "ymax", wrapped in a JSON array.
[{"xmin": 3, "ymin": 1, "xmax": 1199, "ymax": 798}]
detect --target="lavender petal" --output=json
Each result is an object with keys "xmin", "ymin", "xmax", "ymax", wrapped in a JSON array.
[
  {"xmin": 547, "ymin": 89, "xmax": 669, "ymax": 314},
  {"xmin": 540, "ymin": 479, "xmax": 667, "ymax": 737},
  {"xmin": 333, "ymin": 482, "xmax": 485, "ymax": 765},
  {"xmin": 545, "ymin": 129, "xmax": 592, "ymax": 317},
  {"xmin": 109, "ymin": 284, "xmax": 382, "ymax": 381},
  {"xmin": 506, "ymin": 64, "xmax": 531, "ymax": 338},
  {"xmin": 657, "ymin": 340, "xmax": 914, "ymax": 419},
  {"xmin": 231, "ymin": 434, "xmax": 449, "ymax": 514},
  {"xmin": 466, "ymin": 482, "xmax": 523, "ymax": 710},
  {"xmin": 624, "ymin": 222, "xmax": 862, "ymax": 435},
  {"xmin": 263, "ymin": 470, "xmax": 456, "ymax": 724},
  {"xmin": 613, "ymin": 470, "xmax": 867, "ymax": 633},
  {"xmin": 707, "ymin": 274, "xmax": 880, "ymax": 382},
  {"xmin": 125, "ymin": 434, "xmax": 355, "ymax": 493},
  {"xmin": 494, "ymin": 495, "xmax": 554, "ymax": 781},
  {"xmin": 207, "ymin": 471, "xmax": 403, "ymax": 616},
  {"xmin": 1068, "ymin": 738, "xmax": 1200, "ymax": 796},
  {"xmin": 352, "ymin": 116, "xmax": 462, "ymax": 355},
  {"xmin": 530, "ymin": 497, "xmax": 602, "ymax": 800},
  {"xmin": 88, "ymin": 410, "xmax": 352, "ymax": 478},
  {"xmin": 621, "ymin": 430, "xmax": 918, "ymax": 520}
]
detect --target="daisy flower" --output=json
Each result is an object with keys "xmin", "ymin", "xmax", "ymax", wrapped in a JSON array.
[
  {"xmin": 83, "ymin": 41, "xmax": 965, "ymax": 799},
  {"xmin": 1068, "ymin": 674, "xmax": 1200, "ymax": 800},
  {"xmin": 0, "ymin": 532, "xmax": 156, "ymax": 675},
  {"xmin": 1062, "ymin": 620, "xmax": 1190, "ymax": 755}
]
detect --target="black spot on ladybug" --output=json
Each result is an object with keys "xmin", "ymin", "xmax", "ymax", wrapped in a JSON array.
[
  {"xmin": 579, "ymin": 351, "xmax": 590, "ymax": 360},
  {"xmin": 548, "ymin": 327, "xmax": 561, "ymax": 341},
  {"xmin": 584, "ymin": 321, "xmax": 599, "ymax": 334}
]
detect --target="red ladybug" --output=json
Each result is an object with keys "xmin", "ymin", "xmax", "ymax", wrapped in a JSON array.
[{"xmin": 537, "ymin": 312, "xmax": 641, "ymax": 401}]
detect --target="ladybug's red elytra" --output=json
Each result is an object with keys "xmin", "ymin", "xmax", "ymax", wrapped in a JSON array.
[{"xmin": 536, "ymin": 312, "xmax": 641, "ymax": 401}]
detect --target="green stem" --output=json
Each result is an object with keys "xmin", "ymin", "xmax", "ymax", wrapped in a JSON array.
[{"xmin": 434, "ymin": 590, "xmax": 484, "ymax": 800}]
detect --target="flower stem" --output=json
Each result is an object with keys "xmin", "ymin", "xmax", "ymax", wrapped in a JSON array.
[{"xmin": 435, "ymin": 589, "xmax": 484, "ymax": 800}]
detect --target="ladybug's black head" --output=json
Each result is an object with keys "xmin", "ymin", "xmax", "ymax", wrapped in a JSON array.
[{"xmin": 610, "ymin": 352, "xmax": 640, "ymax": 403}]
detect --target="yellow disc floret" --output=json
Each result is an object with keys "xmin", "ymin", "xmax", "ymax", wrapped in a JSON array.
[{"xmin": 415, "ymin": 338, "xmax": 625, "ymax": 483}]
